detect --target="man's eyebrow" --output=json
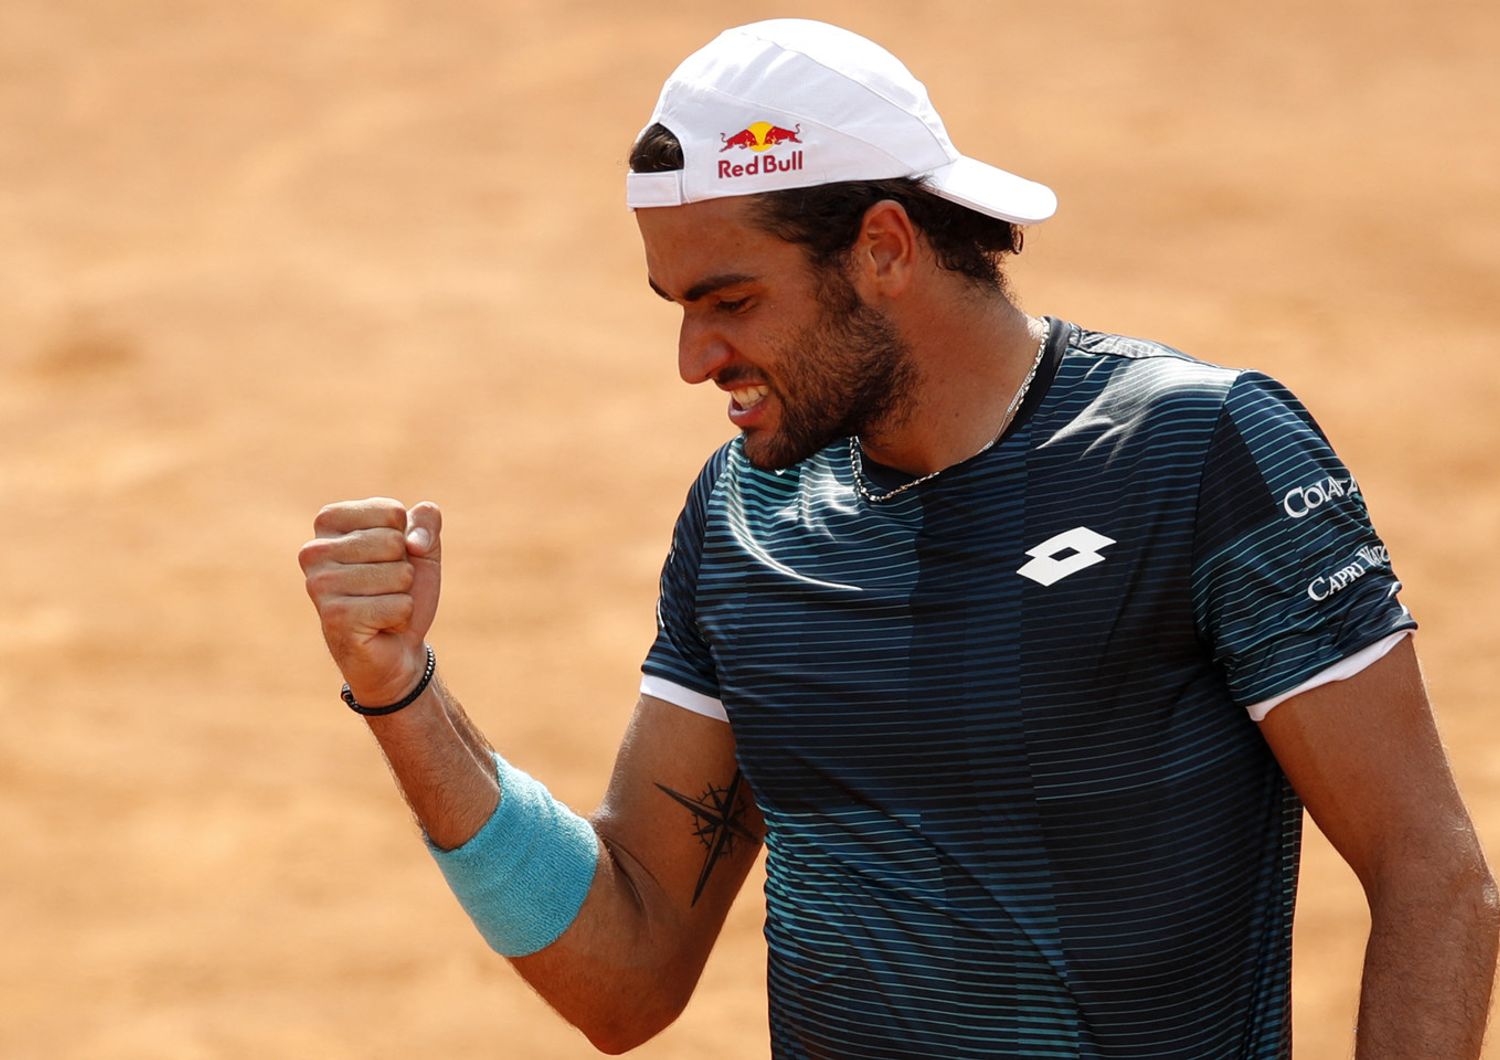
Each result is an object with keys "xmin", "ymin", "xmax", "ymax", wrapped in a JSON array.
[{"xmin": 648, "ymin": 273, "xmax": 757, "ymax": 304}]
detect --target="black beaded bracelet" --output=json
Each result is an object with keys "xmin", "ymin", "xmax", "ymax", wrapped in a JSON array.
[{"xmin": 341, "ymin": 645, "xmax": 437, "ymax": 717}]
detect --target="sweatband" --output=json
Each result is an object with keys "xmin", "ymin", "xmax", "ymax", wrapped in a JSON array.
[{"xmin": 427, "ymin": 752, "xmax": 599, "ymax": 957}]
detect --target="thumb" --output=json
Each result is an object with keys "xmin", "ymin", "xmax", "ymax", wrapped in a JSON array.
[
  {"xmin": 405, "ymin": 501, "xmax": 443, "ymax": 562},
  {"xmin": 404, "ymin": 501, "xmax": 443, "ymax": 642}
]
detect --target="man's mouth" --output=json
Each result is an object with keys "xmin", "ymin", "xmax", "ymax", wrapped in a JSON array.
[{"xmin": 730, "ymin": 385, "xmax": 770, "ymax": 410}]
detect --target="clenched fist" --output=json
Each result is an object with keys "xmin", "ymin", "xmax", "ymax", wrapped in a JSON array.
[{"xmin": 299, "ymin": 498, "xmax": 443, "ymax": 707}]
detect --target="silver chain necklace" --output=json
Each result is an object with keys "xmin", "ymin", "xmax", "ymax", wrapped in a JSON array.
[{"xmin": 850, "ymin": 331, "xmax": 1048, "ymax": 504}]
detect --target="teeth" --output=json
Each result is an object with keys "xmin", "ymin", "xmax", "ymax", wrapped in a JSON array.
[{"xmin": 732, "ymin": 386, "xmax": 769, "ymax": 409}]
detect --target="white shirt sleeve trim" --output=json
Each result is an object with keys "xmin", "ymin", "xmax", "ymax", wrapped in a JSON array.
[
  {"xmin": 1247, "ymin": 629, "xmax": 1411, "ymax": 722},
  {"xmin": 640, "ymin": 674, "xmax": 729, "ymax": 722}
]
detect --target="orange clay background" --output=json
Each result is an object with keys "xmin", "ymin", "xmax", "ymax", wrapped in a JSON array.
[{"xmin": 3, "ymin": 2, "xmax": 1497, "ymax": 1057}]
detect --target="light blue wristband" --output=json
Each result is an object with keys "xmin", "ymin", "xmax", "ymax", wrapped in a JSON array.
[{"xmin": 427, "ymin": 752, "xmax": 599, "ymax": 957}]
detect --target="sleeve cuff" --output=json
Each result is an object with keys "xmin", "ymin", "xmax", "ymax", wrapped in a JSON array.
[
  {"xmin": 640, "ymin": 674, "xmax": 728, "ymax": 722},
  {"xmin": 1247, "ymin": 629, "xmax": 1411, "ymax": 722}
]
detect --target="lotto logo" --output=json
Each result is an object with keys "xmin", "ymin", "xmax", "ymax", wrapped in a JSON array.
[{"xmin": 1016, "ymin": 527, "xmax": 1117, "ymax": 587}]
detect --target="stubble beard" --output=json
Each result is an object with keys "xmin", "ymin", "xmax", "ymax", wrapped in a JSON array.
[{"xmin": 742, "ymin": 268, "xmax": 919, "ymax": 472}]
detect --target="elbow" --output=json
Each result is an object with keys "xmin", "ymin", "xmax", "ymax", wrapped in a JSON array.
[
  {"xmin": 1442, "ymin": 848, "xmax": 1498, "ymax": 928},
  {"xmin": 588, "ymin": 1031, "xmax": 653, "ymax": 1056},
  {"xmin": 1368, "ymin": 837, "xmax": 1500, "ymax": 930},
  {"xmin": 1472, "ymin": 864, "xmax": 1500, "ymax": 933},
  {"xmin": 1457, "ymin": 862, "xmax": 1500, "ymax": 960},
  {"xmin": 585, "ymin": 1022, "xmax": 660, "ymax": 1056},
  {"xmin": 580, "ymin": 993, "xmax": 690, "ymax": 1055},
  {"xmin": 570, "ymin": 971, "xmax": 693, "ymax": 1055},
  {"xmin": 1441, "ymin": 849, "xmax": 1500, "ymax": 916},
  {"xmin": 586, "ymin": 1032, "xmax": 634, "ymax": 1056}
]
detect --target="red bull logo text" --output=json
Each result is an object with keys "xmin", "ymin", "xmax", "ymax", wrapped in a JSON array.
[{"xmin": 717, "ymin": 120, "xmax": 806, "ymax": 180}]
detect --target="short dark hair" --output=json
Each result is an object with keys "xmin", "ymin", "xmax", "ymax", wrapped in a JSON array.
[{"xmin": 628, "ymin": 123, "xmax": 1024, "ymax": 289}]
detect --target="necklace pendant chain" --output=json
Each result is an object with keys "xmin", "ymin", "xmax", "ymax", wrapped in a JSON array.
[{"xmin": 851, "ymin": 331, "xmax": 1048, "ymax": 505}]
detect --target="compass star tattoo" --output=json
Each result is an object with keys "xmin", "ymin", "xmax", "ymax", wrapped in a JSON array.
[{"xmin": 655, "ymin": 770, "xmax": 756, "ymax": 906}]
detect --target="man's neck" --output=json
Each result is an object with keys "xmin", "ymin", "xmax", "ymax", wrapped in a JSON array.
[{"xmin": 858, "ymin": 290, "xmax": 1047, "ymax": 476}]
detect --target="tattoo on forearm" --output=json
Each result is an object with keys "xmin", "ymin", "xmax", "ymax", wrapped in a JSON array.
[{"xmin": 655, "ymin": 770, "xmax": 756, "ymax": 906}]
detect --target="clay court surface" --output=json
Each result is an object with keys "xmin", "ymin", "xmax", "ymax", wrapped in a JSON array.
[{"xmin": 3, "ymin": 1, "xmax": 1498, "ymax": 1056}]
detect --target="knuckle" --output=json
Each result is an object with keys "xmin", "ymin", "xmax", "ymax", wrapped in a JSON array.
[
  {"xmin": 369, "ymin": 497, "xmax": 407, "ymax": 527},
  {"xmin": 306, "ymin": 566, "xmax": 340, "ymax": 597},
  {"xmin": 296, "ymin": 539, "xmax": 322, "ymax": 572},
  {"xmin": 378, "ymin": 590, "xmax": 411, "ymax": 615},
  {"xmin": 320, "ymin": 596, "xmax": 352, "ymax": 625},
  {"xmin": 313, "ymin": 501, "xmax": 353, "ymax": 531},
  {"xmin": 369, "ymin": 527, "xmax": 406, "ymax": 559}
]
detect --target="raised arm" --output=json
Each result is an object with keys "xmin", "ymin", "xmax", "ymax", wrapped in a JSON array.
[
  {"xmin": 1259, "ymin": 636, "xmax": 1499, "ymax": 1058},
  {"xmin": 299, "ymin": 499, "xmax": 763, "ymax": 1054}
]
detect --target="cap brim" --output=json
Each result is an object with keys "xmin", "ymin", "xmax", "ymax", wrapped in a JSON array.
[{"xmin": 922, "ymin": 155, "xmax": 1057, "ymax": 225}]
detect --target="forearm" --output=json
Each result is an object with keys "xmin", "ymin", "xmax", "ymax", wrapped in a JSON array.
[
  {"xmin": 364, "ymin": 675, "xmax": 500, "ymax": 851},
  {"xmin": 362, "ymin": 679, "xmax": 710, "ymax": 1050},
  {"xmin": 1354, "ymin": 865, "xmax": 1500, "ymax": 1059}
]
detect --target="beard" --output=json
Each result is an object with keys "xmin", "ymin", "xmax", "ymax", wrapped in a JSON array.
[{"xmin": 740, "ymin": 268, "xmax": 919, "ymax": 471}]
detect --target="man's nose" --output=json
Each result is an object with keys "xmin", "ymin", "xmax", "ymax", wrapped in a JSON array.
[{"xmin": 678, "ymin": 316, "xmax": 732, "ymax": 385}]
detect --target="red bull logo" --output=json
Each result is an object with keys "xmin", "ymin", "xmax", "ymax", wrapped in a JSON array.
[
  {"xmin": 719, "ymin": 121, "xmax": 803, "ymax": 152},
  {"xmin": 717, "ymin": 120, "xmax": 805, "ymax": 180},
  {"xmin": 720, "ymin": 127, "xmax": 760, "ymax": 152}
]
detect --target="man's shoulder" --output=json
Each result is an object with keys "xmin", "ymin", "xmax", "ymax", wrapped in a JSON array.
[
  {"xmin": 678, "ymin": 436, "xmax": 858, "ymax": 532},
  {"xmin": 684, "ymin": 437, "xmax": 741, "ymax": 494},
  {"xmin": 1062, "ymin": 323, "xmax": 1323, "ymax": 427},
  {"xmin": 1067, "ymin": 322, "xmax": 1241, "ymax": 384},
  {"xmin": 1052, "ymin": 321, "xmax": 1248, "ymax": 426}
]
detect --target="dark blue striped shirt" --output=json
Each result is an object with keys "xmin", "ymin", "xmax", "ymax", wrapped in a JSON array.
[{"xmin": 643, "ymin": 318, "xmax": 1414, "ymax": 1058}]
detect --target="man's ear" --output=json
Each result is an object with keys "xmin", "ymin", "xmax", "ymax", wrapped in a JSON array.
[{"xmin": 849, "ymin": 199, "xmax": 918, "ymax": 301}]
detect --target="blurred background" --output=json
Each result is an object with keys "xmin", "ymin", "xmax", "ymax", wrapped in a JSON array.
[{"xmin": 2, "ymin": 1, "xmax": 1497, "ymax": 1056}]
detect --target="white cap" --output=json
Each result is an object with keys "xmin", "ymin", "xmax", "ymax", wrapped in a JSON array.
[{"xmin": 626, "ymin": 19, "xmax": 1057, "ymax": 225}]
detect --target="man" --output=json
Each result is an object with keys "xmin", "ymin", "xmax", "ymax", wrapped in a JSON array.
[{"xmin": 299, "ymin": 19, "xmax": 1497, "ymax": 1058}]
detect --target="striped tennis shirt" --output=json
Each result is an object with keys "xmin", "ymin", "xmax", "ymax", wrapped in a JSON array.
[{"xmin": 641, "ymin": 317, "xmax": 1415, "ymax": 1058}]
